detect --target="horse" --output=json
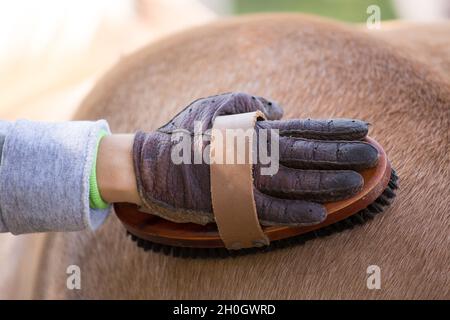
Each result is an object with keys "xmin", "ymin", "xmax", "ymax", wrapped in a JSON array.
[{"xmin": 10, "ymin": 14, "xmax": 450, "ymax": 299}]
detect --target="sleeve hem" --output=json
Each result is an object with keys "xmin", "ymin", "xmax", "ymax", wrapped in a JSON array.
[
  {"xmin": 0, "ymin": 119, "xmax": 112, "ymax": 234},
  {"xmin": 81, "ymin": 120, "xmax": 112, "ymax": 231}
]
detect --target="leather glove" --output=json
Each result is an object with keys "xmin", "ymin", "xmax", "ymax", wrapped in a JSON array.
[{"xmin": 133, "ymin": 92, "xmax": 378, "ymax": 226}]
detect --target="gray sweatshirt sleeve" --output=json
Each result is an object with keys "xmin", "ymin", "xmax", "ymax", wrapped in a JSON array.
[{"xmin": 0, "ymin": 119, "xmax": 111, "ymax": 234}]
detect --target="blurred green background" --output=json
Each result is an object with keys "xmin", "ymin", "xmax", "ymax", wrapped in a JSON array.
[{"xmin": 233, "ymin": 0, "xmax": 396, "ymax": 22}]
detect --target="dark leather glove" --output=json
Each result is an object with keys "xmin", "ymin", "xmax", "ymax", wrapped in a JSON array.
[{"xmin": 133, "ymin": 92, "xmax": 378, "ymax": 226}]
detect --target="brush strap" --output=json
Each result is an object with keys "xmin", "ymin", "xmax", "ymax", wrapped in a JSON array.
[{"xmin": 210, "ymin": 111, "xmax": 270, "ymax": 250}]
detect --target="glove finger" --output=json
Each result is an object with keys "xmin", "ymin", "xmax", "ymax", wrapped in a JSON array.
[
  {"xmin": 279, "ymin": 136, "xmax": 378, "ymax": 170},
  {"xmin": 254, "ymin": 165, "xmax": 363, "ymax": 203},
  {"xmin": 258, "ymin": 118, "xmax": 369, "ymax": 140},
  {"xmin": 254, "ymin": 189, "xmax": 326, "ymax": 226}
]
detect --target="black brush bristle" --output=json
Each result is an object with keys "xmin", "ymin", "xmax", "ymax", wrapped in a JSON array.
[{"xmin": 127, "ymin": 168, "xmax": 398, "ymax": 259}]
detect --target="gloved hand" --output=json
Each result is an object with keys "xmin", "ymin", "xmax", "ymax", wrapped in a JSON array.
[{"xmin": 133, "ymin": 92, "xmax": 378, "ymax": 226}]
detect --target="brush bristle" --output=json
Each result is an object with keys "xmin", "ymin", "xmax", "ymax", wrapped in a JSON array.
[{"xmin": 127, "ymin": 169, "xmax": 398, "ymax": 259}]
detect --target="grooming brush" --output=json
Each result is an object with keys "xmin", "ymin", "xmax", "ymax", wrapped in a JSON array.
[{"xmin": 115, "ymin": 136, "xmax": 398, "ymax": 258}]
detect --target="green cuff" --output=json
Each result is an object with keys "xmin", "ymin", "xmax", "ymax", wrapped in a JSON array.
[{"xmin": 89, "ymin": 130, "xmax": 109, "ymax": 209}]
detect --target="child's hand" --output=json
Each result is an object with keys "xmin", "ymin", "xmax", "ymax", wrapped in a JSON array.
[{"xmin": 133, "ymin": 92, "xmax": 378, "ymax": 226}]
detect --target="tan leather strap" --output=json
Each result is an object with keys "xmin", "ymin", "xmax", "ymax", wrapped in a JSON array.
[{"xmin": 210, "ymin": 111, "xmax": 269, "ymax": 250}]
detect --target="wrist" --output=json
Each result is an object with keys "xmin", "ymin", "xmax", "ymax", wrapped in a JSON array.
[{"xmin": 96, "ymin": 134, "xmax": 141, "ymax": 205}]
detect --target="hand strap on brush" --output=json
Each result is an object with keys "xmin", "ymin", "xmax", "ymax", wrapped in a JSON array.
[{"xmin": 210, "ymin": 111, "xmax": 270, "ymax": 250}]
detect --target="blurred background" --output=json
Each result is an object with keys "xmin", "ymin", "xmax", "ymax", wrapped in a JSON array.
[
  {"xmin": 0, "ymin": 0, "xmax": 449, "ymax": 122},
  {"xmin": 0, "ymin": 0, "xmax": 449, "ymax": 298}
]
